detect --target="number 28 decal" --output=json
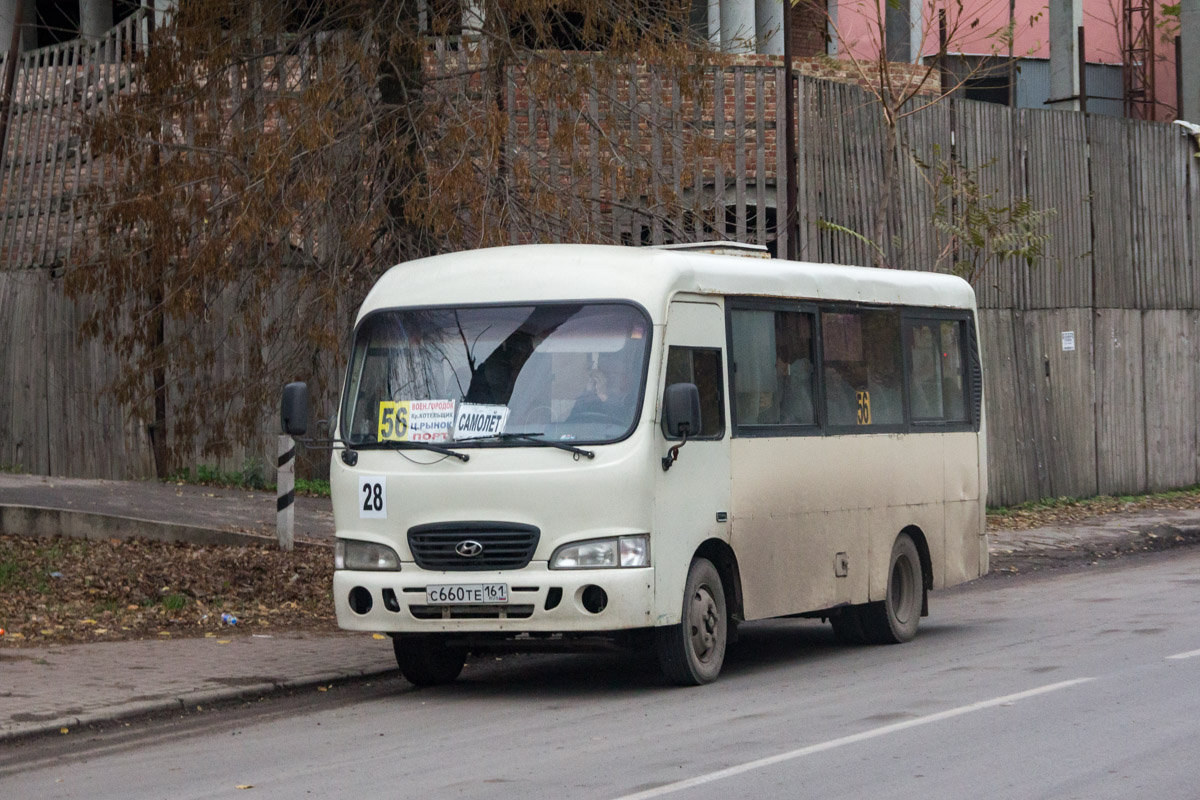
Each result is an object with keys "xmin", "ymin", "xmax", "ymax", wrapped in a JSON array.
[{"xmin": 358, "ymin": 475, "xmax": 387, "ymax": 519}]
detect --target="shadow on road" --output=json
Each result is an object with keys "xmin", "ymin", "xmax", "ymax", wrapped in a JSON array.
[
  {"xmin": 421, "ymin": 616, "xmax": 985, "ymax": 695},
  {"xmin": 427, "ymin": 617, "xmax": 900, "ymax": 694}
]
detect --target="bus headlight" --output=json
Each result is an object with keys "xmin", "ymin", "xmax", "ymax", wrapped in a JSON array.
[
  {"xmin": 335, "ymin": 539, "xmax": 401, "ymax": 571},
  {"xmin": 550, "ymin": 535, "xmax": 650, "ymax": 569}
]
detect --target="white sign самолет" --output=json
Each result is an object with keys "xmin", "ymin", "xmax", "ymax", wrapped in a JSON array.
[{"xmin": 454, "ymin": 403, "xmax": 510, "ymax": 440}]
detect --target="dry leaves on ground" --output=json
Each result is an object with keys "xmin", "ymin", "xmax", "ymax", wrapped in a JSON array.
[
  {"xmin": 987, "ymin": 489, "xmax": 1200, "ymax": 531},
  {"xmin": 0, "ymin": 535, "xmax": 336, "ymax": 646}
]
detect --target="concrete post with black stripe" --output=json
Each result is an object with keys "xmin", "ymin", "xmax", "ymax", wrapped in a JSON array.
[{"xmin": 277, "ymin": 435, "xmax": 295, "ymax": 551}]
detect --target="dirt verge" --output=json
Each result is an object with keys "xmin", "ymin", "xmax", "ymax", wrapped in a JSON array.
[
  {"xmin": 987, "ymin": 490, "xmax": 1200, "ymax": 531},
  {"xmin": 988, "ymin": 523, "xmax": 1200, "ymax": 576},
  {"xmin": 6, "ymin": 510, "xmax": 1200, "ymax": 646},
  {"xmin": 0, "ymin": 535, "xmax": 335, "ymax": 647}
]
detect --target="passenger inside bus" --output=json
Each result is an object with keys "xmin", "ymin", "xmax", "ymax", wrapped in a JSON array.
[
  {"xmin": 775, "ymin": 312, "xmax": 815, "ymax": 424},
  {"xmin": 823, "ymin": 310, "xmax": 903, "ymax": 426},
  {"xmin": 864, "ymin": 338, "xmax": 903, "ymax": 425},
  {"xmin": 824, "ymin": 361, "xmax": 862, "ymax": 426},
  {"xmin": 908, "ymin": 324, "xmax": 945, "ymax": 419}
]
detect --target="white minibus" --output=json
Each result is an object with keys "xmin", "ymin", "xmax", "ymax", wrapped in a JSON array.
[{"xmin": 281, "ymin": 242, "xmax": 988, "ymax": 685}]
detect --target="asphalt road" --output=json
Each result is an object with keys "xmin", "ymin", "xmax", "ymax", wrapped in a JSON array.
[{"xmin": 4, "ymin": 551, "xmax": 1199, "ymax": 800}]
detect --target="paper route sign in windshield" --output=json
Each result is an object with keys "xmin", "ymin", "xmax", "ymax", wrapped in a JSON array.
[
  {"xmin": 378, "ymin": 399, "xmax": 456, "ymax": 442},
  {"xmin": 454, "ymin": 403, "xmax": 510, "ymax": 440}
]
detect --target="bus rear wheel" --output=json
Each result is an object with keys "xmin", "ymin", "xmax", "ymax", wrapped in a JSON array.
[
  {"xmin": 656, "ymin": 557, "xmax": 727, "ymax": 686},
  {"xmin": 858, "ymin": 533, "xmax": 923, "ymax": 644},
  {"xmin": 393, "ymin": 634, "xmax": 467, "ymax": 686}
]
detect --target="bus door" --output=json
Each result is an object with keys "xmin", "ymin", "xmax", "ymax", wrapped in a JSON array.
[{"xmin": 653, "ymin": 300, "xmax": 732, "ymax": 625}]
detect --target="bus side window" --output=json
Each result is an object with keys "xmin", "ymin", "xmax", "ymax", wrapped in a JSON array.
[
  {"xmin": 663, "ymin": 346, "xmax": 725, "ymax": 438},
  {"xmin": 940, "ymin": 321, "xmax": 967, "ymax": 421},
  {"xmin": 906, "ymin": 323, "xmax": 945, "ymax": 420},
  {"xmin": 730, "ymin": 309, "xmax": 815, "ymax": 427},
  {"xmin": 905, "ymin": 319, "xmax": 968, "ymax": 424},
  {"xmin": 822, "ymin": 310, "xmax": 903, "ymax": 427}
]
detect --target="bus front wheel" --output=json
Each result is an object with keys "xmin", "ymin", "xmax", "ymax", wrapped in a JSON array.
[
  {"xmin": 859, "ymin": 533, "xmax": 923, "ymax": 644},
  {"xmin": 393, "ymin": 635, "xmax": 467, "ymax": 686},
  {"xmin": 657, "ymin": 557, "xmax": 727, "ymax": 685}
]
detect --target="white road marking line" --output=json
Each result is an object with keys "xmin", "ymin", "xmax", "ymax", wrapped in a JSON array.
[
  {"xmin": 1166, "ymin": 648, "xmax": 1200, "ymax": 660},
  {"xmin": 612, "ymin": 678, "xmax": 1096, "ymax": 800}
]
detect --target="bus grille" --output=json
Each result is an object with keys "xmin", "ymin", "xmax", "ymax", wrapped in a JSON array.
[
  {"xmin": 407, "ymin": 522, "xmax": 540, "ymax": 571},
  {"xmin": 409, "ymin": 604, "xmax": 536, "ymax": 620}
]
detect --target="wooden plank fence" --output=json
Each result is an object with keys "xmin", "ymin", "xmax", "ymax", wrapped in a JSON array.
[
  {"xmin": 0, "ymin": 11, "xmax": 147, "ymax": 270},
  {"xmin": 0, "ymin": 268, "xmax": 156, "ymax": 477},
  {"xmin": 1, "ymin": 44, "xmax": 1199, "ymax": 505},
  {"xmin": 1093, "ymin": 309, "xmax": 1146, "ymax": 496}
]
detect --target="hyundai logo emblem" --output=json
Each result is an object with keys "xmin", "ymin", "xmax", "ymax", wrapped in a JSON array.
[{"xmin": 455, "ymin": 540, "xmax": 484, "ymax": 558}]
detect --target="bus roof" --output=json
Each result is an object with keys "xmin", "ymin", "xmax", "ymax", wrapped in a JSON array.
[{"xmin": 359, "ymin": 244, "xmax": 977, "ymax": 323}]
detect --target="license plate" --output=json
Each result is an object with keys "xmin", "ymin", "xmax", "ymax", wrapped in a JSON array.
[{"xmin": 426, "ymin": 583, "xmax": 509, "ymax": 605}]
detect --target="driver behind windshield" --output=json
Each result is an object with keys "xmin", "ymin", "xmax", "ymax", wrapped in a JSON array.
[{"xmin": 570, "ymin": 353, "xmax": 635, "ymax": 421}]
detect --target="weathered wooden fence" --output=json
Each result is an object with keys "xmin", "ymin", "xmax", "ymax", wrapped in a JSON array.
[
  {"xmin": 2, "ymin": 34, "xmax": 1198, "ymax": 502},
  {"xmin": 798, "ymin": 81, "xmax": 1200, "ymax": 505},
  {"xmin": 0, "ymin": 14, "xmax": 155, "ymax": 478},
  {"xmin": 0, "ymin": 11, "xmax": 148, "ymax": 271}
]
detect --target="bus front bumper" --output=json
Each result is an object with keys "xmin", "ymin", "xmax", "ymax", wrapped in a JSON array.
[{"xmin": 333, "ymin": 565, "xmax": 656, "ymax": 633}]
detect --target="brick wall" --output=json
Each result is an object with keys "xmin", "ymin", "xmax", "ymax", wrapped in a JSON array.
[{"xmin": 790, "ymin": 0, "xmax": 829, "ymax": 57}]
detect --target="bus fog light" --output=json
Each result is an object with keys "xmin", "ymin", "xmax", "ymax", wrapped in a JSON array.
[
  {"xmin": 581, "ymin": 585, "xmax": 608, "ymax": 614},
  {"xmin": 348, "ymin": 586, "xmax": 373, "ymax": 615}
]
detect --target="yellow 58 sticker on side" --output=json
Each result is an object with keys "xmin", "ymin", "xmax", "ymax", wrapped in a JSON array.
[{"xmin": 856, "ymin": 390, "xmax": 872, "ymax": 425}]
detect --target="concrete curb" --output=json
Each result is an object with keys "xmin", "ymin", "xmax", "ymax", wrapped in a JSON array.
[
  {"xmin": 0, "ymin": 663, "xmax": 398, "ymax": 744},
  {"xmin": 0, "ymin": 504, "xmax": 330, "ymax": 549}
]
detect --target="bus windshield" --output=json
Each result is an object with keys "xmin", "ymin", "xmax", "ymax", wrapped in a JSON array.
[{"xmin": 341, "ymin": 302, "xmax": 651, "ymax": 446}]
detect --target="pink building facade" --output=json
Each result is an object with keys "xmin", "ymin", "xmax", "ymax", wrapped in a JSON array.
[{"xmin": 832, "ymin": 0, "xmax": 1181, "ymax": 120}]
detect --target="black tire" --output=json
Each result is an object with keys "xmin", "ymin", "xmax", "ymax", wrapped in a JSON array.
[
  {"xmin": 858, "ymin": 533, "xmax": 923, "ymax": 644},
  {"xmin": 829, "ymin": 606, "xmax": 868, "ymax": 644},
  {"xmin": 656, "ymin": 558, "xmax": 727, "ymax": 686},
  {"xmin": 393, "ymin": 635, "xmax": 467, "ymax": 686}
]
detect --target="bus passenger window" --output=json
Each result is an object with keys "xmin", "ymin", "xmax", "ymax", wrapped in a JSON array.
[
  {"xmin": 822, "ymin": 310, "xmax": 903, "ymax": 427},
  {"xmin": 906, "ymin": 319, "xmax": 968, "ymax": 423},
  {"xmin": 663, "ymin": 346, "xmax": 725, "ymax": 438},
  {"xmin": 730, "ymin": 309, "xmax": 815, "ymax": 427},
  {"xmin": 776, "ymin": 312, "xmax": 815, "ymax": 424},
  {"xmin": 906, "ymin": 323, "xmax": 944, "ymax": 420},
  {"xmin": 940, "ymin": 321, "xmax": 967, "ymax": 421}
]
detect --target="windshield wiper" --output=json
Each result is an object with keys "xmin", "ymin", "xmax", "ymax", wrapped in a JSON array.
[
  {"xmin": 474, "ymin": 432, "xmax": 595, "ymax": 460},
  {"xmin": 362, "ymin": 440, "xmax": 470, "ymax": 462}
]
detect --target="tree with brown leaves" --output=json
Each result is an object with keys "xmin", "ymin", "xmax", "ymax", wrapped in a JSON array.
[{"xmin": 70, "ymin": 0, "xmax": 718, "ymax": 476}]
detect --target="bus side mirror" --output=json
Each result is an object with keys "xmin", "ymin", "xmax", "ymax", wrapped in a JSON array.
[
  {"xmin": 663, "ymin": 382, "xmax": 701, "ymax": 438},
  {"xmin": 281, "ymin": 382, "xmax": 309, "ymax": 437}
]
